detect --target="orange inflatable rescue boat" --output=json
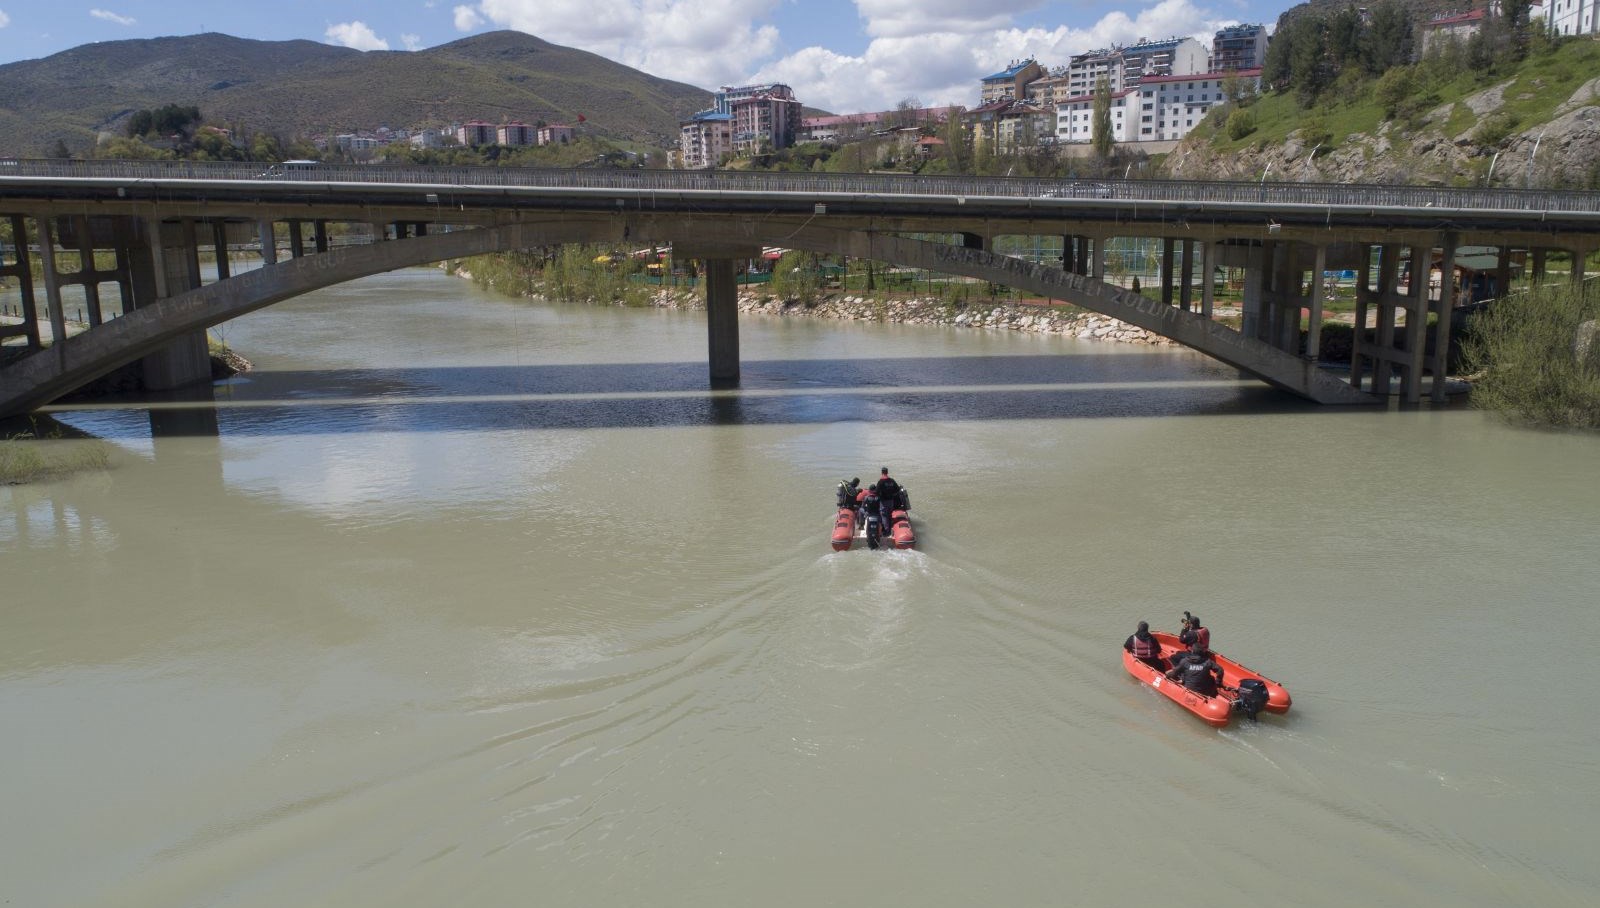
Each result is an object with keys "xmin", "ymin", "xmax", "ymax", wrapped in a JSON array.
[{"xmin": 1123, "ymin": 631, "xmax": 1291, "ymax": 727}]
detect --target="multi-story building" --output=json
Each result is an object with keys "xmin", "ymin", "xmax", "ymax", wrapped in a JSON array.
[
  {"xmin": 799, "ymin": 105, "xmax": 960, "ymax": 143},
  {"xmin": 731, "ymin": 90, "xmax": 803, "ymax": 155},
  {"xmin": 1133, "ymin": 69, "xmax": 1259, "ymax": 141},
  {"xmin": 1547, "ymin": 0, "xmax": 1598, "ymax": 35},
  {"xmin": 1055, "ymin": 69, "xmax": 1260, "ymax": 145},
  {"xmin": 1025, "ymin": 68, "xmax": 1073, "ymax": 107},
  {"xmin": 456, "ymin": 121, "xmax": 496, "ymax": 147},
  {"xmin": 1067, "ymin": 48, "xmax": 1123, "ymax": 97},
  {"xmin": 1119, "ymin": 36, "xmax": 1208, "ymax": 86},
  {"xmin": 1054, "ymin": 89, "xmax": 1135, "ymax": 144},
  {"xmin": 497, "ymin": 123, "xmax": 536, "ymax": 147},
  {"xmin": 409, "ymin": 128, "xmax": 445, "ymax": 149},
  {"xmin": 680, "ymin": 84, "xmax": 801, "ymax": 167},
  {"xmin": 980, "ymin": 59, "xmax": 1044, "ymax": 102},
  {"xmin": 537, "ymin": 124, "xmax": 575, "ymax": 145},
  {"xmin": 679, "ymin": 111, "xmax": 733, "ymax": 169},
  {"xmin": 1211, "ymin": 24, "xmax": 1269, "ymax": 71}
]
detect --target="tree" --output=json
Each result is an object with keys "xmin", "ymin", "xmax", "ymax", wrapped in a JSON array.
[
  {"xmin": 1091, "ymin": 76, "xmax": 1113, "ymax": 161},
  {"xmin": 1362, "ymin": 1, "xmax": 1415, "ymax": 76},
  {"xmin": 48, "ymin": 139, "xmax": 72, "ymax": 159}
]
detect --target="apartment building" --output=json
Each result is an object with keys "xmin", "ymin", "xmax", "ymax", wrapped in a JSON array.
[
  {"xmin": 1212, "ymin": 24, "xmax": 1269, "ymax": 71},
  {"xmin": 1054, "ymin": 89, "xmax": 1134, "ymax": 144},
  {"xmin": 1119, "ymin": 36, "xmax": 1209, "ymax": 86},
  {"xmin": 679, "ymin": 111, "xmax": 733, "ymax": 169},
  {"xmin": 456, "ymin": 121, "xmax": 496, "ymax": 146},
  {"xmin": 680, "ymin": 83, "xmax": 801, "ymax": 167},
  {"xmin": 1133, "ymin": 69, "xmax": 1259, "ymax": 140},
  {"xmin": 1067, "ymin": 49, "xmax": 1123, "ymax": 96},
  {"xmin": 497, "ymin": 123, "xmax": 536, "ymax": 147},
  {"xmin": 537, "ymin": 124, "xmax": 575, "ymax": 145},
  {"xmin": 980, "ymin": 59, "xmax": 1044, "ymax": 102},
  {"xmin": 1548, "ymin": 0, "xmax": 1598, "ymax": 34}
]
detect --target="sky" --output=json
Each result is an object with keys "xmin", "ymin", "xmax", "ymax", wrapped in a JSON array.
[{"xmin": 0, "ymin": 1, "xmax": 1286, "ymax": 114}]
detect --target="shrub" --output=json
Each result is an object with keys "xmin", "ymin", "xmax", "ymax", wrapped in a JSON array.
[
  {"xmin": 1462, "ymin": 282, "xmax": 1600, "ymax": 428},
  {"xmin": 770, "ymin": 251, "xmax": 822, "ymax": 304},
  {"xmin": 1225, "ymin": 109, "xmax": 1257, "ymax": 140}
]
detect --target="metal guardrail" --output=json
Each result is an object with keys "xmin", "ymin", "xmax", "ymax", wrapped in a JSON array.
[{"xmin": 2, "ymin": 157, "xmax": 1599, "ymax": 215}]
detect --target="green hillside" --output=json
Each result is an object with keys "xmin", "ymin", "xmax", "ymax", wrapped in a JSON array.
[{"xmin": 0, "ymin": 31, "xmax": 714, "ymax": 156}]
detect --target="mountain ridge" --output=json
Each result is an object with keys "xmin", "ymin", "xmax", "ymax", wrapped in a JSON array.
[{"xmin": 0, "ymin": 31, "xmax": 716, "ymax": 156}]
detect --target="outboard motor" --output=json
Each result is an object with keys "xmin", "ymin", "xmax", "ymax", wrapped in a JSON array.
[
  {"xmin": 1234, "ymin": 678, "xmax": 1270, "ymax": 721},
  {"xmin": 862, "ymin": 491, "xmax": 882, "ymax": 549}
]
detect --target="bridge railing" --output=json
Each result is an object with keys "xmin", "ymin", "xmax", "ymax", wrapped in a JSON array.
[{"xmin": 3, "ymin": 158, "xmax": 1599, "ymax": 215}]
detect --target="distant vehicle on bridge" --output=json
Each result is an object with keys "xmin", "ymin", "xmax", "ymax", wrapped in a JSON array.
[{"xmin": 256, "ymin": 159, "xmax": 319, "ymax": 178}]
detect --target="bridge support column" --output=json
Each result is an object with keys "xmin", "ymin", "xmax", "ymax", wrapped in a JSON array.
[
  {"xmin": 37, "ymin": 219, "xmax": 69, "ymax": 365},
  {"xmin": 212, "ymin": 221, "xmax": 232, "ymax": 280},
  {"xmin": 1495, "ymin": 245, "xmax": 1513, "ymax": 298},
  {"xmin": 1201, "ymin": 241, "xmax": 1215, "ymax": 319},
  {"xmin": 0, "ymin": 215, "xmax": 42, "ymax": 351},
  {"xmin": 1572, "ymin": 245, "xmax": 1594, "ymax": 284},
  {"xmin": 1432, "ymin": 236, "xmax": 1458, "ymax": 403},
  {"xmin": 1241, "ymin": 243, "xmax": 1266, "ymax": 341},
  {"xmin": 704, "ymin": 258, "xmax": 741, "ymax": 385},
  {"xmin": 1401, "ymin": 243, "xmax": 1429, "ymax": 403},
  {"xmin": 1179, "ymin": 239, "xmax": 1195, "ymax": 312},
  {"xmin": 1091, "ymin": 237, "xmax": 1105, "ymax": 280},
  {"xmin": 257, "ymin": 220, "xmax": 277, "ymax": 265},
  {"xmin": 1307, "ymin": 244, "xmax": 1327, "ymax": 360},
  {"xmin": 1160, "ymin": 237, "xmax": 1175, "ymax": 306},
  {"xmin": 137, "ymin": 217, "xmax": 212, "ymax": 391},
  {"xmin": 1531, "ymin": 247, "xmax": 1547, "ymax": 285}
]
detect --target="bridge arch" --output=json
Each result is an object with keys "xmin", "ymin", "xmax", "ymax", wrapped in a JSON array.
[{"xmin": 1, "ymin": 215, "xmax": 1373, "ymax": 417}]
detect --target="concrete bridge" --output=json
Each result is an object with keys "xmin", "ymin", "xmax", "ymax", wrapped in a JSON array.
[{"xmin": 3, "ymin": 159, "xmax": 1599, "ymax": 417}]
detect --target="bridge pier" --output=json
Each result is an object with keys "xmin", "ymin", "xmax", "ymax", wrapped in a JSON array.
[
  {"xmin": 679, "ymin": 242, "xmax": 760, "ymax": 386},
  {"xmin": 138, "ymin": 217, "xmax": 212, "ymax": 391}
]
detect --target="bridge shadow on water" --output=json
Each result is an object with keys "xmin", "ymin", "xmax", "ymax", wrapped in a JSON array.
[{"xmin": 37, "ymin": 354, "xmax": 1362, "ymax": 439}]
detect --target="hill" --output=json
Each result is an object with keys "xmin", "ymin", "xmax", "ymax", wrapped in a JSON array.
[{"xmin": 0, "ymin": 31, "xmax": 715, "ymax": 156}]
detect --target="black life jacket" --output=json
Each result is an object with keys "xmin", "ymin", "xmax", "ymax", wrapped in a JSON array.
[{"xmin": 1180, "ymin": 658, "xmax": 1217, "ymax": 693}]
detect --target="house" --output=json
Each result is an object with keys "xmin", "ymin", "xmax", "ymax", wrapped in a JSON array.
[
  {"xmin": 1067, "ymin": 48, "xmax": 1123, "ymax": 97},
  {"xmin": 1421, "ymin": 9, "xmax": 1488, "ymax": 53}
]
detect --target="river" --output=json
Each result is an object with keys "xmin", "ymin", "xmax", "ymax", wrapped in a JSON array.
[{"xmin": 4, "ymin": 265, "xmax": 1598, "ymax": 907}]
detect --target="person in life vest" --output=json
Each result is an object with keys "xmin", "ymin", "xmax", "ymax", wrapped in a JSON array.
[
  {"xmin": 874, "ymin": 467, "xmax": 902, "ymax": 531},
  {"xmin": 1178, "ymin": 612, "xmax": 1211, "ymax": 654},
  {"xmin": 1123, "ymin": 621, "xmax": 1166, "ymax": 671},
  {"xmin": 1166, "ymin": 642, "xmax": 1224, "ymax": 697}
]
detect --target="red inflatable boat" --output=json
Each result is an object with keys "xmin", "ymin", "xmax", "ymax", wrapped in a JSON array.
[
  {"xmin": 830, "ymin": 488, "xmax": 915, "ymax": 551},
  {"xmin": 1123, "ymin": 632, "xmax": 1291, "ymax": 727}
]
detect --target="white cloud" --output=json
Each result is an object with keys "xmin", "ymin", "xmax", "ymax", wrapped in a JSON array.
[
  {"xmin": 854, "ymin": 0, "xmax": 1040, "ymax": 39},
  {"xmin": 454, "ymin": 5, "xmax": 485, "ymax": 30},
  {"xmin": 89, "ymin": 9, "xmax": 136, "ymax": 27},
  {"xmin": 326, "ymin": 21, "xmax": 390, "ymax": 51},
  {"xmin": 466, "ymin": 0, "xmax": 780, "ymax": 87},
  {"xmin": 401, "ymin": 33, "xmax": 423, "ymax": 50},
  {"xmin": 0, "ymin": 12, "xmax": 11, "ymax": 29}
]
